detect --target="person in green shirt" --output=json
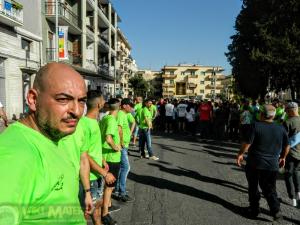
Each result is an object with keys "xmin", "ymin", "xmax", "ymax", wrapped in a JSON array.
[
  {"xmin": 132, "ymin": 96, "xmax": 143, "ymax": 147},
  {"xmin": 0, "ymin": 62, "xmax": 89, "ymax": 225},
  {"xmin": 115, "ymin": 98, "xmax": 136, "ymax": 202},
  {"xmin": 99, "ymin": 98, "xmax": 121, "ymax": 224},
  {"xmin": 138, "ymin": 99, "xmax": 159, "ymax": 160},
  {"xmin": 67, "ymin": 90, "xmax": 115, "ymax": 225}
]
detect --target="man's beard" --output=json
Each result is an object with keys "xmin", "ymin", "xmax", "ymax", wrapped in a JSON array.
[{"xmin": 36, "ymin": 113, "xmax": 68, "ymax": 142}]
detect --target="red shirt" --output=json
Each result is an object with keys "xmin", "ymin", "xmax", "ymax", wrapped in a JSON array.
[{"xmin": 199, "ymin": 103, "xmax": 212, "ymax": 121}]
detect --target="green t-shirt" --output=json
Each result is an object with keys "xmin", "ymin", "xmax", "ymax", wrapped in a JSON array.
[
  {"xmin": 100, "ymin": 114, "xmax": 121, "ymax": 163},
  {"xmin": 78, "ymin": 117, "xmax": 102, "ymax": 181},
  {"xmin": 58, "ymin": 118, "xmax": 88, "ymax": 179},
  {"xmin": 117, "ymin": 110, "xmax": 132, "ymax": 148},
  {"xmin": 149, "ymin": 104, "xmax": 157, "ymax": 120},
  {"xmin": 0, "ymin": 122, "xmax": 85, "ymax": 225},
  {"xmin": 139, "ymin": 107, "xmax": 152, "ymax": 129},
  {"xmin": 134, "ymin": 103, "xmax": 142, "ymax": 111}
]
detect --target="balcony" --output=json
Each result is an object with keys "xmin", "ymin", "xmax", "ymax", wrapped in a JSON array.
[
  {"xmin": 45, "ymin": 48, "xmax": 82, "ymax": 66},
  {"xmin": 187, "ymin": 75, "xmax": 199, "ymax": 79},
  {"xmin": 162, "ymin": 74, "xmax": 177, "ymax": 79},
  {"xmin": 162, "ymin": 83, "xmax": 175, "ymax": 88},
  {"xmin": 205, "ymin": 84, "xmax": 214, "ymax": 89},
  {"xmin": 0, "ymin": 0, "xmax": 23, "ymax": 27},
  {"xmin": 205, "ymin": 74, "xmax": 225, "ymax": 81},
  {"xmin": 85, "ymin": 59, "xmax": 97, "ymax": 71},
  {"xmin": 188, "ymin": 83, "xmax": 197, "ymax": 89},
  {"xmin": 98, "ymin": 64, "xmax": 109, "ymax": 76},
  {"xmin": 98, "ymin": 35, "xmax": 109, "ymax": 52},
  {"xmin": 86, "ymin": 25, "xmax": 95, "ymax": 42},
  {"xmin": 45, "ymin": 1, "xmax": 82, "ymax": 35},
  {"xmin": 162, "ymin": 91, "xmax": 174, "ymax": 96}
]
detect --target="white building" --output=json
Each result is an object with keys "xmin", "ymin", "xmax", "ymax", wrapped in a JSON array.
[{"xmin": 0, "ymin": 0, "xmax": 42, "ymax": 119}]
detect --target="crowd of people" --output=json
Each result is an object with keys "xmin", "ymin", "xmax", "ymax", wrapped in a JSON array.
[{"xmin": 0, "ymin": 62, "xmax": 299, "ymax": 224}]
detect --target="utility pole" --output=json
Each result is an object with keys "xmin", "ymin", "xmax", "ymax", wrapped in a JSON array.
[{"xmin": 55, "ymin": 0, "xmax": 59, "ymax": 62}]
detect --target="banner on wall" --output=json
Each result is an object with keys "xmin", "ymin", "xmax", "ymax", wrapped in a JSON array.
[{"xmin": 58, "ymin": 26, "xmax": 68, "ymax": 60}]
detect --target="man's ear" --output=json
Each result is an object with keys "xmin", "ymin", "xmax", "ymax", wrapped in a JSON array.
[{"xmin": 27, "ymin": 88, "xmax": 38, "ymax": 112}]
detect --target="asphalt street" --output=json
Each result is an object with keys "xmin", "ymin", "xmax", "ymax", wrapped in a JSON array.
[{"xmin": 106, "ymin": 133, "xmax": 300, "ymax": 225}]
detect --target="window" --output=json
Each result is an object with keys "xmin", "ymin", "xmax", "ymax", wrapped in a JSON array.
[
  {"xmin": 170, "ymin": 71, "xmax": 174, "ymax": 75},
  {"xmin": 21, "ymin": 38, "xmax": 31, "ymax": 52},
  {"xmin": 181, "ymin": 72, "xmax": 185, "ymax": 75},
  {"xmin": 211, "ymin": 81, "xmax": 215, "ymax": 85},
  {"xmin": 191, "ymin": 71, "xmax": 195, "ymax": 75},
  {"xmin": 170, "ymin": 80, "xmax": 174, "ymax": 84},
  {"xmin": 200, "ymin": 90, "xmax": 204, "ymax": 94},
  {"xmin": 201, "ymin": 71, "xmax": 205, "ymax": 76},
  {"xmin": 200, "ymin": 81, "xmax": 204, "ymax": 84},
  {"xmin": 211, "ymin": 90, "xmax": 215, "ymax": 94}
]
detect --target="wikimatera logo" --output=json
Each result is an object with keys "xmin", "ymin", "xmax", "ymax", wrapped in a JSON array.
[
  {"xmin": 0, "ymin": 204, "xmax": 84, "ymax": 223},
  {"xmin": 0, "ymin": 206, "xmax": 19, "ymax": 225}
]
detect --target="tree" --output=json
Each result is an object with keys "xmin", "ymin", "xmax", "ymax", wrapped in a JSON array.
[
  {"xmin": 226, "ymin": 0, "xmax": 300, "ymax": 100},
  {"xmin": 128, "ymin": 74, "xmax": 150, "ymax": 98}
]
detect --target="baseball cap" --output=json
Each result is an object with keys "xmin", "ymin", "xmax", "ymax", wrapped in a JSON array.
[
  {"xmin": 121, "ymin": 98, "xmax": 134, "ymax": 107},
  {"xmin": 286, "ymin": 102, "xmax": 298, "ymax": 109}
]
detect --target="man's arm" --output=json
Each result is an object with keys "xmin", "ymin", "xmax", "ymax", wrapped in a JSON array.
[
  {"xmin": 79, "ymin": 152, "xmax": 93, "ymax": 215},
  {"xmin": 130, "ymin": 121, "xmax": 136, "ymax": 136},
  {"xmin": 106, "ymin": 134, "xmax": 121, "ymax": 151},
  {"xmin": 87, "ymin": 154, "xmax": 115, "ymax": 184},
  {"xmin": 236, "ymin": 142, "xmax": 251, "ymax": 167},
  {"xmin": 279, "ymin": 145, "xmax": 290, "ymax": 168},
  {"xmin": 118, "ymin": 125, "xmax": 124, "ymax": 148}
]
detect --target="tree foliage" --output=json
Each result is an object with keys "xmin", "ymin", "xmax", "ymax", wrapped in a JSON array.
[
  {"xmin": 226, "ymin": 0, "xmax": 300, "ymax": 100},
  {"xmin": 128, "ymin": 74, "xmax": 149, "ymax": 97}
]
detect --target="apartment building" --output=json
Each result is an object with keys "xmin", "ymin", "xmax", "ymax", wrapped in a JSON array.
[
  {"xmin": 0, "ymin": 0, "xmax": 42, "ymax": 119},
  {"xmin": 220, "ymin": 75, "xmax": 235, "ymax": 100},
  {"xmin": 162, "ymin": 64, "xmax": 225, "ymax": 100},
  {"xmin": 115, "ymin": 28, "xmax": 137, "ymax": 97},
  {"xmin": 42, "ymin": 0, "xmax": 119, "ymax": 99}
]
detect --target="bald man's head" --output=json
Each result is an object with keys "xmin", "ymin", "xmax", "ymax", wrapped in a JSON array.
[
  {"xmin": 33, "ymin": 62, "xmax": 83, "ymax": 92},
  {"xmin": 26, "ymin": 62, "xmax": 87, "ymax": 141}
]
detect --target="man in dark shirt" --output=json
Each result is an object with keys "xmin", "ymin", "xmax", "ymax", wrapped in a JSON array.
[{"xmin": 236, "ymin": 104, "xmax": 290, "ymax": 220}]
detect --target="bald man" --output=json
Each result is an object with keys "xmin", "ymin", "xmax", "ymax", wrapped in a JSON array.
[
  {"xmin": 0, "ymin": 63, "xmax": 89, "ymax": 224},
  {"xmin": 237, "ymin": 104, "xmax": 290, "ymax": 221}
]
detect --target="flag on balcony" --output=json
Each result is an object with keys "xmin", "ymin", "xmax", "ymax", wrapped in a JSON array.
[{"xmin": 58, "ymin": 26, "xmax": 68, "ymax": 60}]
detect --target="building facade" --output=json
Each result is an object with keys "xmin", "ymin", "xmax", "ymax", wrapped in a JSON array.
[
  {"xmin": 115, "ymin": 28, "xmax": 137, "ymax": 97},
  {"xmin": 220, "ymin": 75, "xmax": 235, "ymax": 100},
  {"xmin": 162, "ymin": 64, "xmax": 225, "ymax": 100},
  {"xmin": 42, "ymin": 0, "xmax": 119, "ymax": 100},
  {"xmin": 0, "ymin": 0, "xmax": 42, "ymax": 119}
]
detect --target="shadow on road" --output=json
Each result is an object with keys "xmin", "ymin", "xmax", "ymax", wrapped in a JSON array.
[
  {"xmin": 128, "ymin": 172, "xmax": 269, "ymax": 222},
  {"xmin": 147, "ymin": 163, "xmax": 248, "ymax": 194}
]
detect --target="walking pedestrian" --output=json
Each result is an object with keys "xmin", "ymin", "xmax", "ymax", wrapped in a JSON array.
[
  {"xmin": 283, "ymin": 102, "xmax": 300, "ymax": 207},
  {"xmin": 236, "ymin": 104, "xmax": 290, "ymax": 220}
]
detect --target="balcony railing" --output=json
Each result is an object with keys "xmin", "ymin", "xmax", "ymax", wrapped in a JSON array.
[
  {"xmin": 0, "ymin": 0, "xmax": 24, "ymax": 26},
  {"xmin": 46, "ymin": 48, "xmax": 56, "ymax": 62},
  {"xmin": 45, "ymin": 1, "xmax": 81, "ymax": 28},
  {"xmin": 188, "ymin": 83, "xmax": 197, "ymax": 89},
  {"xmin": 162, "ymin": 83, "xmax": 175, "ymax": 88},
  {"xmin": 45, "ymin": 48, "xmax": 82, "ymax": 66},
  {"xmin": 162, "ymin": 74, "xmax": 177, "ymax": 79}
]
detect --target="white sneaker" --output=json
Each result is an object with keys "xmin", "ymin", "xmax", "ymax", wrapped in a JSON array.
[
  {"xmin": 149, "ymin": 156, "xmax": 159, "ymax": 161},
  {"xmin": 292, "ymin": 198, "xmax": 297, "ymax": 207}
]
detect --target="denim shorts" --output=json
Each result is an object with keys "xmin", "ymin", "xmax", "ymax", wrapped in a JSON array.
[{"xmin": 79, "ymin": 177, "xmax": 104, "ymax": 208}]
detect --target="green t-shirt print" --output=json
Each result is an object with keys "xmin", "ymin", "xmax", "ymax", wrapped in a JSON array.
[
  {"xmin": 0, "ymin": 122, "xmax": 85, "ymax": 225},
  {"xmin": 100, "ymin": 115, "xmax": 121, "ymax": 163}
]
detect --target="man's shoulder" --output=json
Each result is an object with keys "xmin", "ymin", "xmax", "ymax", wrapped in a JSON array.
[{"xmin": 0, "ymin": 123, "xmax": 39, "ymax": 160}]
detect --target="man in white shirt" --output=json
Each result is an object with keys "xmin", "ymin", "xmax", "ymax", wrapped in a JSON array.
[
  {"xmin": 177, "ymin": 100, "xmax": 187, "ymax": 132},
  {"xmin": 165, "ymin": 99, "xmax": 174, "ymax": 133}
]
